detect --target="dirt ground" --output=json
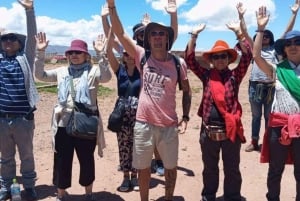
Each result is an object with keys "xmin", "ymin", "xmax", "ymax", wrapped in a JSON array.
[{"xmin": 17, "ymin": 63, "xmax": 296, "ymax": 201}]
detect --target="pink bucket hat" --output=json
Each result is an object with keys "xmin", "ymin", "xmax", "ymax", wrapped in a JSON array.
[{"xmin": 65, "ymin": 39, "xmax": 90, "ymax": 55}]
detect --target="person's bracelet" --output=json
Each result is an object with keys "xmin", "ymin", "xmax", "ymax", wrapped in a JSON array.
[
  {"xmin": 108, "ymin": 6, "xmax": 116, "ymax": 10},
  {"xmin": 182, "ymin": 115, "xmax": 190, "ymax": 122},
  {"xmin": 188, "ymin": 32, "xmax": 198, "ymax": 39},
  {"xmin": 255, "ymin": 29, "xmax": 265, "ymax": 33},
  {"xmin": 236, "ymin": 33, "xmax": 244, "ymax": 40}
]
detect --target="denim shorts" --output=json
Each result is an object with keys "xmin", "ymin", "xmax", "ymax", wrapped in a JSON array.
[{"xmin": 132, "ymin": 121, "xmax": 179, "ymax": 169}]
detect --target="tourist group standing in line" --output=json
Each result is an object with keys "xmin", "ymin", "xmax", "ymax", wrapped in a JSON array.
[{"xmin": 0, "ymin": 0, "xmax": 300, "ymax": 201}]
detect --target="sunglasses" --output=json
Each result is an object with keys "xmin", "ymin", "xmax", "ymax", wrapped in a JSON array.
[
  {"xmin": 67, "ymin": 51, "xmax": 83, "ymax": 55},
  {"xmin": 1, "ymin": 35, "xmax": 18, "ymax": 42},
  {"xmin": 285, "ymin": 39, "xmax": 300, "ymax": 47},
  {"xmin": 263, "ymin": 35, "xmax": 270, "ymax": 39},
  {"xmin": 211, "ymin": 53, "xmax": 228, "ymax": 60},
  {"xmin": 138, "ymin": 32, "xmax": 144, "ymax": 38},
  {"xmin": 150, "ymin": 31, "xmax": 166, "ymax": 37}
]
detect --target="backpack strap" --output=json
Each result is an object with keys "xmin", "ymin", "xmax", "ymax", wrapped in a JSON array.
[
  {"xmin": 140, "ymin": 52, "xmax": 182, "ymax": 90},
  {"xmin": 171, "ymin": 54, "xmax": 182, "ymax": 90}
]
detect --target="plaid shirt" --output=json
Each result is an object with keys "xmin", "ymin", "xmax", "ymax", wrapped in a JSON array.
[{"xmin": 184, "ymin": 43, "xmax": 252, "ymax": 123}]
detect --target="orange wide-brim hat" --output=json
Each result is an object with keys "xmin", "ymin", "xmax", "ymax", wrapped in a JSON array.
[{"xmin": 202, "ymin": 40, "xmax": 238, "ymax": 64}]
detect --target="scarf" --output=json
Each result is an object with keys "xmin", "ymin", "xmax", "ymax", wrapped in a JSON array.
[
  {"xmin": 209, "ymin": 69, "xmax": 245, "ymax": 143},
  {"xmin": 58, "ymin": 62, "xmax": 92, "ymax": 105},
  {"xmin": 277, "ymin": 60, "xmax": 300, "ymax": 102}
]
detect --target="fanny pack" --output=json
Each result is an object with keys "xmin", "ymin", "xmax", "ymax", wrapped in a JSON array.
[{"xmin": 203, "ymin": 122, "xmax": 227, "ymax": 141}]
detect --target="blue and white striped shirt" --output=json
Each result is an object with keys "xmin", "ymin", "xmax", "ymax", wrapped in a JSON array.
[{"xmin": 0, "ymin": 57, "xmax": 30, "ymax": 114}]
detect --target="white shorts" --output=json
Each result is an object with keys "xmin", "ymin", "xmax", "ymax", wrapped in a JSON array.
[{"xmin": 132, "ymin": 121, "xmax": 179, "ymax": 170}]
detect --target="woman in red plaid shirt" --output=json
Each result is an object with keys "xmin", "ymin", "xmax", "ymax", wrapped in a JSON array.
[{"xmin": 184, "ymin": 22, "xmax": 252, "ymax": 201}]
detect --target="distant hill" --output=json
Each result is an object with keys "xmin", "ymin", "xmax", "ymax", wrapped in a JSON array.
[{"xmin": 46, "ymin": 45, "xmax": 97, "ymax": 56}]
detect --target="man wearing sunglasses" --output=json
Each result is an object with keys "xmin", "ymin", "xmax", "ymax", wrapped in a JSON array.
[
  {"xmin": 107, "ymin": 0, "xmax": 191, "ymax": 200},
  {"xmin": 0, "ymin": 0, "xmax": 39, "ymax": 201},
  {"xmin": 254, "ymin": 6, "xmax": 300, "ymax": 201}
]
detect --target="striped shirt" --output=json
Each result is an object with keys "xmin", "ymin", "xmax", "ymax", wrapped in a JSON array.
[{"xmin": 0, "ymin": 57, "xmax": 30, "ymax": 114}]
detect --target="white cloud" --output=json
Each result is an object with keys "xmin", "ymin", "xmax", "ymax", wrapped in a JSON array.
[
  {"xmin": 0, "ymin": 3, "xmax": 103, "ymax": 49},
  {"xmin": 146, "ymin": 0, "xmax": 188, "ymax": 12},
  {"xmin": 180, "ymin": 0, "xmax": 275, "ymax": 32}
]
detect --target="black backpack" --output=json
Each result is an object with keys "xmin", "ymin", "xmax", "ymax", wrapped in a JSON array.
[{"xmin": 140, "ymin": 52, "xmax": 182, "ymax": 90}]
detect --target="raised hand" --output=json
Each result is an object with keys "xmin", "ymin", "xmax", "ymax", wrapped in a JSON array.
[
  {"xmin": 226, "ymin": 21, "xmax": 240, "ymax": 33},
  {"xmin": 191, "ymin": 23, "xmax": 206, "ymax": 35},
  {"xmin": 93, "ymin": 34, "xmax": 107, "ymax": 53},
  {"xmin": 165, "ymin": 0, "xmax": 177, "ymax": 14},
  {"xmin": 236, "ymin": 2, "xmax": 246, "ymax": 18},
  {"xmin": 35, "ymin": 32, "xmax": 49, "ymax": 51},
  {"xmin": 141, "ymin": 13, "xmax": 151, "ymax": 25},
  {"xmin": 256, "ymin": 6, "xmax": 270, "ymax": 29},
  {"xmin": 0, "ymin": 28, "xmax": 5, "ymax": 36},
  {"xmin": 101, "ymin": 3, "xmax": 109, "ymax": 17},
  {"xmin": 291, "ymin": 0, "xmax": 300, "ymax": 14},
  {"xmin": 18, "ymin": 0, "xmax": 33, "ymax": 9}
]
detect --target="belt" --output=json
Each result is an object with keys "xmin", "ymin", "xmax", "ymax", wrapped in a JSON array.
[
  {"xmin": 0, "ymin": 113, "xmax": 34, "ymax": 120},
  {"xmin": 208, "ymin": 132, "xmax": 228, "ymax": 141}
]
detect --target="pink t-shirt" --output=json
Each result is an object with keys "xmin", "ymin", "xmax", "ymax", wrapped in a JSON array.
[{"xmin": 134, "ymin": 46, "xmax": 188, "ymax": 127}]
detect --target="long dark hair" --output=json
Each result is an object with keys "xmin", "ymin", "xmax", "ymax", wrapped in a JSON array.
[{"xmin": 253, "ymin": 29, "xmax": 275, "ymax": 46}]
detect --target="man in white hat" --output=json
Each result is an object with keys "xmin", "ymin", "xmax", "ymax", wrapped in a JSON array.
[
  {"xmin": 0, "ymin": 0, "xmax": 39, "ymax": 200},
  {"xmin": 107, "ymin": 0, "xmax": 191, "ymax": 200}
]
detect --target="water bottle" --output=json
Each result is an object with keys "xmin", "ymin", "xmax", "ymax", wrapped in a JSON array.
[{"xmin": 10, "ymin": 178, "xmax": 21, "ymax": 201}]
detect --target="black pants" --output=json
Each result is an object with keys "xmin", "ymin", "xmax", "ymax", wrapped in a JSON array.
[
  {"xmin": 200, "ymin": 129, "xmax": 242, "ymax": 201},
  {"xmin": 53, "ymin": 127, "xmax": 96, "ymax": 189},
  {"xmin": 267, "ymin": 127, "xmax": 300, "ymax": 201}
]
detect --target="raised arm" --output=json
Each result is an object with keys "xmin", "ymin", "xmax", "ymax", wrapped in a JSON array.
[
  {"xmin": 252, "ymin": 6, "xmax": 274, "ymax": 78},
  {"xmin": 106, "ymin": 0, "xmax": 136, "ymax": 58},
  {"xmin": 236, "ymin": 2, "xmax": 253, "ymax": 49},
  {"xmin": 101, "ymin": 2, "xmax": 120, "ymax": 51},
  {"xmin": 19, "ymin": 0, "xmax": 36, "ymax": 68},
  {"xmin": 186, "ymin": 24, "xmax": 206, "ymax": 56},
  {"xmin": 226, "ymin": 20, "xmax": 248, "ymax": 53},
  {"xmin": 165, "ymin": 0, "xmax": 178, "ymax": 42},
  {"xmin": 280, "ymin": 0, "xmax": 300, "ymax": 38}
]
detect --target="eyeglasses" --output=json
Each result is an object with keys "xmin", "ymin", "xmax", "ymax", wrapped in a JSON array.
[
  {"xmin": 67, "ymin": 51, "xmax": 83, "ymax": 55},
  {"xmin": 285, "ymin": 39, "xmax": 300, "ymax": 47},
  {"xmin": 150, "ymin": 31, "xmax": 166, "ymax": 37},
  {"xmin": 211, "ymin": 53, "xmax": 228, "ymax": 60},
  {"xmin": 1, "ymin": 35, "xmax": 18, "ymax": 42},
  {"xmin": 263, "ymin": 35, "xmax": 270, "ymax": 39}
]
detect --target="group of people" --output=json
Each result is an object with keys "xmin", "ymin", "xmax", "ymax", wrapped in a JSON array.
[{"xmin": 1, "ymin": 0, "xmax": 300, "ymax": 201}]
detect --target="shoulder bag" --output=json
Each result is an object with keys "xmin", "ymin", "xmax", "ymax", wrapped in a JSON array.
[{"xmin": 66, "ymin": 76, "xmax": 99, "ymax": 140}]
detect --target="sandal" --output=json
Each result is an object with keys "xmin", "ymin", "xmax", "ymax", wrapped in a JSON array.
[{"xmin": 118, "ymin": 177, "xmax": 131, "ymax": 192}]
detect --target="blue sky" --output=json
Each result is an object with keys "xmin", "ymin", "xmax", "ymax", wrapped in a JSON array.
[{"xmin": 0, "ymin": 0, "xmax": 297, "ymax": 51}]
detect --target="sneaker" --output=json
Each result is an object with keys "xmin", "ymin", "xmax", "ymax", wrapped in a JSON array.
[
  {"xmin": 25, "ymin": 188, "xmax": 37, "ymax": 201},
  {"xmin": 85, "ymin": 193, "xmax": 95, "ymax": 201},
  {"xmin": 130, "ymin": 177, "xmax": 139, "ymax": 191},
  {"xmin": 0, "ymin": 190, "xmax": 11, "ymax": 201},
  {"xmin": 118, "ymin": 177, "xmax": 131, "ymax": 192},
  {"xmin": 245, "ymin": 143, "xmax": 259, "ymax": 152},
  {"xmin": 156, "ymin": 160, "xmax": 164, "ymax": 176}
]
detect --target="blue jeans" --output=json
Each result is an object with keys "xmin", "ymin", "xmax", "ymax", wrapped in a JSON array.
[
  {"xmin": 248, "ymin": 81, "xmax": 274, "ymax": 140},
  {"xmin": 0, "ymin": 117, "xmax": 36, "ymax": 191}
]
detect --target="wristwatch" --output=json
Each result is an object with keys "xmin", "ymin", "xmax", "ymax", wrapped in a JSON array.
[{"xmin": 182, "ymin": 115, "xmax": 190, "ymax": 122}]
